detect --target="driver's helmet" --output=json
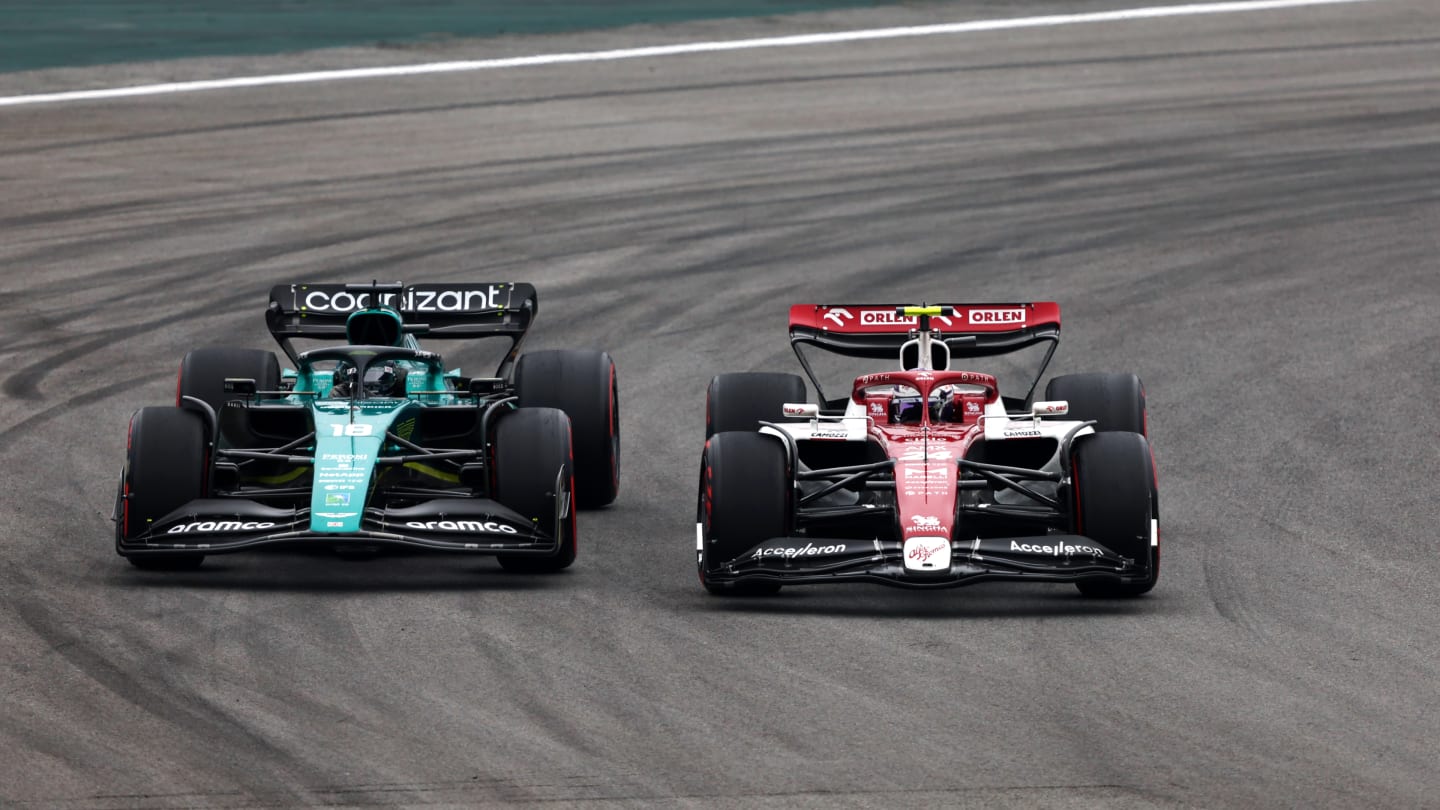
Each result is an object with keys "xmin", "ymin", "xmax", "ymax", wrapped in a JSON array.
[
  {"xmin": 889, "ymin": 394, "xmax": 926, "ymax": 424},
  {"xmin": 887, "ymin": 385, "xmax": 926, "ymax": 424},
  {"xmin": 345, "ymin": 308, "xmax": 403, "ymax": 346},
  {"xmin": 331, "ymin": 361, "xmax": 408, "ymax": 398}
]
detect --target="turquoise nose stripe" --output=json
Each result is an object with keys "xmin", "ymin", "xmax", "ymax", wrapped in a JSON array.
[{"xmin": 309, "ymin": 402, "xmax": 406, "ymax": 534}]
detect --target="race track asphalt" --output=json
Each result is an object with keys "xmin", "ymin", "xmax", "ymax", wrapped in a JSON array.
[{"xmin": 1, "ymin": 1, "xmax": 1438, "ymax": 806}]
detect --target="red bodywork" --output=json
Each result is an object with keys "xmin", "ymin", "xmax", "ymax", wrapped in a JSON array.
[
  {"xmin": 786, "ymin": 302, "xmax": 1063, "ymax": 552},
  {"xmin": 852, "ymin": 370, "xmax": 1000, "ymax": 550}
]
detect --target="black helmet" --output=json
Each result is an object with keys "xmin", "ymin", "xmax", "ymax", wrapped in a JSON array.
[{"xmin": 330, "ymin": 361, "xmax": 407, "ymax": 398}]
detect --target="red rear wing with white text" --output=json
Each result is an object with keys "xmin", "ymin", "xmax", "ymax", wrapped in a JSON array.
[
  {"xmin": 787, "ymin": 302, "xmax": 1060, "ymax": 361},
  {"xmin": 789, "ymin": 303, "xmax": 1060, "ymax": 334}
]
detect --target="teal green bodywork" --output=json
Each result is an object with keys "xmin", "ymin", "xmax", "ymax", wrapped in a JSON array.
[
  {"xmin": 274, "ymin": 337, "xmax": 480, "ymax": 534},
  {"xmin": 308, "ymin": 400, "xmax": 404, "ymax": 533}
]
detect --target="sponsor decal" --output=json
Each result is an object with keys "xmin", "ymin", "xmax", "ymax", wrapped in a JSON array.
[
  {"xmin": 301, "ymin": 286, "xmax": 504, "ymax": 314},
  {"xmin": 327, "ymin": 521, "xmax": 344, "ymax": 528},
  {"xmin": 900, "ymin": 446, "xmax": 954, "ymax": 461},
  {"xmin": 322, "ymin": 484, "xmax": 356, "ymax": 492},
  {"xmin": 860, "ymin": 310, "xmax": 911, "ymax": 327},
  {"xmin": 914, "ymin": 371, "xmax": 934, "ymax": 382},
  {"xmin": 405, "ymin": 520, "xmax": 519, "ymax": 535},
  {"xmin": 856, "ymin": 310, "xmax": 953, "ymax": 327},
  {"xmin": 325, "ymin": 493, "xmax": 351, "ymax": 507},
  {"xmin": 911, "ymin": 515, "xmax": 941, "ymax": 529},
  {"xmin": 900, "ymin": 463, "xmax": 954, "ymax": 496},
  {"xmin": 907, "ymin": 540, "xmax": 947, "ymax": 563},
  {"xmin": 750, "ymin": 542, "xmax": 848, "ymax": 560},
  {"xmin": 783, "ymin": 404, "xmax": 810, "ymax": 416},
  {"xmin": 320, "ymin": 452, "xmax": 369, "ymax": 467},
  {"xmin": 315, "ymin": 511, "xmax": 357, "ymax": 519},
  {"xmin": 1002, "ymin": 428, "xmax": 1042, "ymax": 438},
  {"xmin": 1009, "ymin": 540, "xmax": 1104, "ymax": 556},
  {"xmin": 968, "ymin": 308, "xmax": 1026, "ymax": 325},
  {"xmin": 869, "ymin": 401, "xmax": 885, "ymax": 415},
  {"xmin": 810, "ymin": 429, "xmax": 849, "ymax": 440},
  {"xmin": 965, "ymin": 401, "xmax": 981, "ymax": 414},
  {"xmin": 822, "ymin": 308, "xmax": 853, "ymax": 326},
  {"xmin": 167, "ymin": 521, "xmax": 275, "ymax": 534}
]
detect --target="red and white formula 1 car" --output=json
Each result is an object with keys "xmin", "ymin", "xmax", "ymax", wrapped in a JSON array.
[{"xmin": 697, "ymin": 303, "xmax": 1158, "ymax": 597}]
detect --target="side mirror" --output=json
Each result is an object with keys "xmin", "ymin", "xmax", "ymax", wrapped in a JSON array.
[
  {"xmin": 223, "ymin": 378, "xmax": 257, "ymax": 395},
  {"xmin": 782, "ymin": 402, "xmax": 819, "ymax": 418},
  {"xmin": 468, "ymin": 377, "xmax": 505, "ymax": 395},
  {"xmin": 1031, "ymin": 400, "xmax": 1069, "ymax": 417}
]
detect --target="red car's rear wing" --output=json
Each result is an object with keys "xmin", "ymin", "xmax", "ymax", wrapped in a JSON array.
[
  {"xmin": 788, "ymin": 302, "xmax": 1061, "ymax": 359},
  {"xmin": 787, "ymin": 302, "xmax": 1062, "ymax": 409}
]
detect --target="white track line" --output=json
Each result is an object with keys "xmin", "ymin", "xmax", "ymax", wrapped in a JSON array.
[{"xmin": 0, "ymin": 0, "xmax": 1375, "ymax": 108}]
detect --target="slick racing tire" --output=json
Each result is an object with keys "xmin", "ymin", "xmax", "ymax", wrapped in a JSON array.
[
  {"xmin": 697, "ymin": 431, "xmax": 790, "ymax": 596},
  {"xmin": 515, "ymin": 349, "xmax": 619, "ymax": 510},
  {"xmin": 177, "ymin": 347, "xmax": 281, "ymax": 425},
  {"xmin": 118, "ymin": 407, "xmax": 208, "ymax": 570},
  {"xmin": 1070, "ymin": 431, "xmax": 1157, "ymax": 597},
  {"xmin": 705, "ymin": 372, "xmax": 807, "ymax": 438},
  {"xmin": 494, "ymin": 407, "xmax": 577, "ymax": 573},
  {"xmin": 1044, "ymin": 372, "xmax": 1147, "ymax": 435}
]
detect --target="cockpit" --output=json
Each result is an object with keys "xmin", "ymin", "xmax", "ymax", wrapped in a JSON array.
[
  {"xmin": 865, "ymin": 384, "xmax": 988, "ymax": 426},
  {"xmin": 330, "ymin": 361, "xmax": 409, "ymax": 398}
]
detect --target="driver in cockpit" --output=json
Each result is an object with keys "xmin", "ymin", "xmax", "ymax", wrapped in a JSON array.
[
  {"xmin": 331, "ymin": 362, "xmax": 408, "ymax": 398},
  {"xmin": 887, "ymin": 385, "xmax": 971, "ymax": 425},
  {"xmin": 329, "ymin": 307, "xmax": 409, "ymax": 397}
]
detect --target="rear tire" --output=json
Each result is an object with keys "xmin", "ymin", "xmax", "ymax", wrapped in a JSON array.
[
  {"xmin": 493, "ymin": 407, "xmax": 577, "ymax": 573},
  {"xmin": 1045, "ymin": 372, "xmax": 1146, "ymax": 435},
  {"xmin": 705, "ymin": 372, "xmax": 807, "ymax": 438},
  {"xmin": 515, "ymin": 349, "xmax": 619, "ymax": 509},
  {"xmin": 1070, "ymin": 431, "xmax": 1157, "ymax": 597},
  {"xmin": 118, "ymin": 407, "xmax": 208, "ymax": 570},
  {"xmin": 698, "ymin": 431, "xmax": 790, "ymax": 595},
  {"xmin": 177, "ymin": 347, "xmax": 281, "ymax": 422}
]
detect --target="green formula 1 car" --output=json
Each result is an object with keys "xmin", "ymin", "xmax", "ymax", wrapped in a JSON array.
[{"xmin": 114, "ymin": 281, "xmax": 619, "ymax": 572}]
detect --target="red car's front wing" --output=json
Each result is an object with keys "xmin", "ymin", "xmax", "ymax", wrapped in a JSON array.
[{"xmin": 702, "ymin": 534, "xmax": 1148, "ymax": 590}]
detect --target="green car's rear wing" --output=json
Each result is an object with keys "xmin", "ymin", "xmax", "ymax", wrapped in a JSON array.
[{"xmin": 266, "ymin": 282, "xmax": 537, "ymax": 373}]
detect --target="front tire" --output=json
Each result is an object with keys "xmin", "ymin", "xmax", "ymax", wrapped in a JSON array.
[
  {"xmin": 705, "ymin": 372, "xmax": 807, "ymax": 438},
  {"xmin": 118, "ymin": 406, "xmax": 208, "ymax": 570},
  {"xmin": 1070, "ymin": 431, "xmax": 1157, "ymax": 597},
  {"xmin": 493, "ymin": 407, "xmax": 577, "ymax": 573},
  {"xmin": 515, "ymin": 349, "xmax": 619, "ymax": 509},
  {"xmin": 698, "ymin": 431, "xmax": 790, "ymax": 595}
]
